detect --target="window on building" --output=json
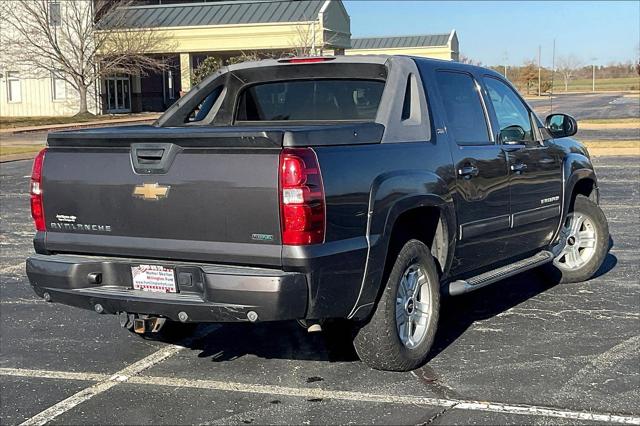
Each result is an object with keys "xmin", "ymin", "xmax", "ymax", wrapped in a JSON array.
[
  {"xmin": 49, "ymin": 1, "xmax": 61, "ymax": 26},
  {"xmin": 435, "ymin": 71, "xmax": 490, "ymax": 145},
  {"xmin": 51, "ymin": 70, "xmax": 66, "ymax": 100},
  {"xmin": 7, "ymin": 72, "xmax": 22, "ymax": 103}
]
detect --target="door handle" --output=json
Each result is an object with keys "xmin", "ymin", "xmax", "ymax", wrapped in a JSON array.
[
  {"xmin": 458, "ymin": 164, "xmax": 479, "ymax": 179},
  {"xmin": 511, "ymin": 163, "xmax": 527, "ymax": 174}
]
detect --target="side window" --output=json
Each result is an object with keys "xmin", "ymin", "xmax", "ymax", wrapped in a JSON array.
[
  {"xmin": 483, "ymin": 77, "xmax": 534, "ymax": 143},
  {"xmin": 186, "ymin": 85, "xmax": 223, "ymax": 123},
  {"xmin": 435, "ymin": 71, "xmax": 490, "ymax": 145}
]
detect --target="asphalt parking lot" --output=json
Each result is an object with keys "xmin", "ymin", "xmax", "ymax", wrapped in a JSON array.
[
  {"xmin": 528, "ymin": 92, "xmax": 639, "ymax": 120},
  {"xmin": 1, "ymin": 154, "xmax": 639, "ymax": 425}
]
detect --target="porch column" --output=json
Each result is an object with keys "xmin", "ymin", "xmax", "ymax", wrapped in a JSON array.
[{"xmin": 179, "ymin": 53, "xmax": 192, "ymax": 95}]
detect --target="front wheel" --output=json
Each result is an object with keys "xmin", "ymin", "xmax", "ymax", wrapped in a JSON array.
[
  {"xmin": 353, "ymin": 239, "xmax": 440, "ymax": 371},
  {"xmin": 545, "ymin": 195, "xmax": 609, "ymax": 283}
]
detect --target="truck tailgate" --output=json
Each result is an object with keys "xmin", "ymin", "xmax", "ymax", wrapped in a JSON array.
[{"xmin": 42, "ymin": 127, "xmax": 283, "ymax": 266}]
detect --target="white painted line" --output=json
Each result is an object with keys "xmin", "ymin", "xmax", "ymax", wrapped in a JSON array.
[
  {"xmin": 130, "ymin": 375, "xmax": 458, "ymax": 406},
  {"xmin": 4, "ymin": 365, "xmax": 639, "ymax": 425},
  {"xmin": 128, "ymin": 376, "xmax": 640, "ymax": 425},
  {"xmin": 454, "ymin": 401, "xmax": 640, "ymax": 425},
  {"xmin": 1, "ymin": 299, "xmax": 47, "ymax": 305},
  {"xmin": 0, "ymin": 368, "xmax": 109, "ymax": 382},
  {"xmin": 17, "ymin": 324, "xmax": 219, "ymax": 426}
]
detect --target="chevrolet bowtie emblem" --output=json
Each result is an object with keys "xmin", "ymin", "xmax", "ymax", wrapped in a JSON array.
[{"xmin": 133, "ymin": 183, "xmax": 170, "ymax": 200}]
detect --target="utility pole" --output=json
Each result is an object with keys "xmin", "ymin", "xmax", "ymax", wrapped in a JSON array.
[
  {"xmin": 503, "ymin": 51, "xmax": 508, "ymax": 80},
  {"xmin": 538, "ymin": 45, "xmax": 542, "ymax": 97},
  {"xmin": 591, "ymin": 57, "xmax": 597, "ymax": 92},
  {"xmin": 550, "ymin": 39, "xmax": 556, "ymax": 113}
]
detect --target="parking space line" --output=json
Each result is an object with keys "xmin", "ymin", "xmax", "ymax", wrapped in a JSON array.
[
  {"xmin": 15, "ymin": 324, "xmax": 219, "ymax": 426},
  {"xmin": 1, "ymin": 299, "xmax": 47, "ymax": 305},
  {"xmin": 0, "ymin": 368, "xmax": 108, "ymax": 382},
  {"xmin": 3, "ymin": 366, "xmax": 638, "ymax": 425}
]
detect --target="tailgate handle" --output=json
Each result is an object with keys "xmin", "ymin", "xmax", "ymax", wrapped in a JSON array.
[
  {"xmin": 136, "ymin": 149, "xmax": 165, "ymax": 164},
  {"xmin": 131, "ymin": 143, "xmax": 181, "ymax": 175}
]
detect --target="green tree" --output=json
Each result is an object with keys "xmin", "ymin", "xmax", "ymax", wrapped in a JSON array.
[
  {"xmin": 518, "ymin": 60, "xmax": 538, "ymax": 94},
  {"xmin": 192, "ymin": 56, "xmax": 223, "ymax": 85},
  {"xmin": 192, "ymin": 52, "xmax": 271, "ymax": 85}
]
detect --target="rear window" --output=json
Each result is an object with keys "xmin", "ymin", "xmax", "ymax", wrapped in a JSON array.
[{"xmin": 236, "ymin": 79, "xmax": 384, "ymax": 122}]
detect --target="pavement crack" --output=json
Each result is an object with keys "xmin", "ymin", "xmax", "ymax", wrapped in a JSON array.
[{"xmin": 419, "ymin": 403, "xmax": 459, "ymax": 425}]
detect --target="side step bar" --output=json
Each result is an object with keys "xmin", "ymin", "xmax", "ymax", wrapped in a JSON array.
[{"xmin": 448, "ymin": 250, "xmax": 554, "ymax": 296}]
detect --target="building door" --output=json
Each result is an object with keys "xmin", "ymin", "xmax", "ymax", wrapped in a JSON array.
[{"xmin": 106, "ymin": 76, "xmax": 131, "ymax": 113}]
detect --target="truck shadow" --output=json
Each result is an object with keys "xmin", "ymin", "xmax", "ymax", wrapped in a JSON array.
[
  {"xmin": 427, "ymin": 249, "xmax": 617, "ymax": 362},
  {"xmin": 185, "ymin": 249, "xmax": 617, "ymax": 366},
  {"xmin": 187, "ymin": 320, "xmax": 360, "ymax": 363}
]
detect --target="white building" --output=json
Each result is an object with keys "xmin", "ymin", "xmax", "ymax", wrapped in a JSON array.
[{"xmin": 0, "ymin": 0, "xmax": 98, "ymax": 117}]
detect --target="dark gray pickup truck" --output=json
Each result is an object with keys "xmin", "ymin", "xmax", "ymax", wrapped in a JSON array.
[{"xmin": 27, "ymin": 56, "xmax": 609, "ymax": 371}]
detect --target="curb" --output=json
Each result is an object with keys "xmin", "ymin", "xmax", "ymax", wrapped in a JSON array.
[
  {"xmin": 0, "ymin": 152, "xmax": 39, "ymax": 163},
  {"xmin": 0, "ymin": 115, "xmax": 160, "ymax": 135}
]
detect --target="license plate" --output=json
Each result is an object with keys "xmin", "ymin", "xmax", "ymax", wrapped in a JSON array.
[{"xmin": 131, "ymin": 265, "xmax": 177, "ymax": 293}]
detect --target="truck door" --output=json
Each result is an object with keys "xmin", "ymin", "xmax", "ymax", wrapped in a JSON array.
[
  {"xmin": 481, "ymin": 76, "xmax": 563, "ymax": 257},
  {"xmin": 433, "ymin": 70, "xmax": 512, "ymax": 275}
]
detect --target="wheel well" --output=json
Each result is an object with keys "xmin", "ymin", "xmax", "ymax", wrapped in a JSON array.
[
  {"xmin": 572, "ymin": 178, "xmax": 597, "ymax": 206},
  {"xmin": 384, "ymin": 207, "xmax": 447, "ymax": 277}
]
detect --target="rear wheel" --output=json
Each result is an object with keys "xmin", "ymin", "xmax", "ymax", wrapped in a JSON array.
[
  {"xmin": 545, "ymin": 195, "xmax": 609, "ymax": 283},
  {"xmin": 353, "ymin": 239, "xmax": 439, "ymax": 371}
]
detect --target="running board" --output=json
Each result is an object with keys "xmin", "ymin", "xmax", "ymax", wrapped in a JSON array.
[{"xmin": 448, "ymin": 250, "xmax": 554, "ymax": 296}]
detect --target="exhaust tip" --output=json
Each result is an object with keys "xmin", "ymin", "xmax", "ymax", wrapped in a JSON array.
[
  {"xmin": 133, "ymin": 318, "xmax": 146, "ymax": 334},
  {"xmin": 43, "ymin": 292, "xmax": 51, "ymax": 302}
]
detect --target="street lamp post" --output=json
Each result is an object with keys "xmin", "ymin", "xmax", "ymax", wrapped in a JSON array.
[{"xmin": 538, "ymin": 45, "xmax": 542, "ymax": 97}]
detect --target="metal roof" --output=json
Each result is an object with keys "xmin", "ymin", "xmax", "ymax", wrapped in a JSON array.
[
  {"xmin": 116, "ymin": 0, "xmax": 326, "ymax": 28},
  {"xmin": 350, "ymin": 34, "xmax": 451, "ymax": 50}
]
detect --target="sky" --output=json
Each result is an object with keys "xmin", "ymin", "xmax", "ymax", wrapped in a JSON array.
[{"xmin": 343, "ymin": 1, "xmax": 640, "ymax": 67}]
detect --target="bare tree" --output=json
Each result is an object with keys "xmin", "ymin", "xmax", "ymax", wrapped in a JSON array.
[
  {"xmin": 288, "ymin": 22, "xmax": 344, "ymax": 57},
  {"xmin": 0, "ymin": 0, "xmax": 172, "ymax": 115},
  {"xmin": 459, "ymin": 54, "xmax": 482, "ymax": 66},
  {"xmin": 290, "ymin": 22, "xmax": 320, "ymax": 57},
  {"xmin": 556, "ymin": 55, "xmax": 583, "ymax": 92}
]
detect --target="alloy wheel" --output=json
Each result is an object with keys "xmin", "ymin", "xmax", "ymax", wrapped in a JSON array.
[{"xmin": 395, "ymin": 263, "xmax": 432, "ymax": 349}]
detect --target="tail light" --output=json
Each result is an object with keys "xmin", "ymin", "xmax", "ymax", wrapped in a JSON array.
[
  {"xmin": 30, "ymin": 148, "xmax": 46, "ymax": 231},
  {"xmin": 279, "ymin": 148, "xmax": 325, "ymax": 245}
]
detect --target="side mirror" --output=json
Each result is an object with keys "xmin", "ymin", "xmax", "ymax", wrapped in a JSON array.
[
  {"xmin": 545, "ymin": 113, "xmax": 578, "ymax": 138},
  {"xmin": 499, "ymin": 125, "xmax": 526, "ymax": 144}
]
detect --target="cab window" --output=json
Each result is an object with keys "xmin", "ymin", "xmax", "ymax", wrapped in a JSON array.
[
  {"xmin": 435, "ymin": 71, "xmax": 490, "ymax": 145},
  {"xmin": 483, "ymin": 77, "xmax": 535, "ymax": 143}
]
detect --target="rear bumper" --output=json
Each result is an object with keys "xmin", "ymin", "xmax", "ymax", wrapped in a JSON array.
[{"xmin": 26, "ymin": 254, "xmax": 308, "ymax": 323}]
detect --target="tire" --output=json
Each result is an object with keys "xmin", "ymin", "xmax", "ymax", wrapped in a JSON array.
[
  {"xmin": 353, "ymin": 239, "xmax": 440, "ymax": 371},
  {"xmin": 544, "ymin": 195, "xmax": 609, "ymax": 284}
]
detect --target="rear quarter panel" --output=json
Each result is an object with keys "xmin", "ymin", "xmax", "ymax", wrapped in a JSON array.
[{"xmin": 284, "ymin": 141, "xmax": 455, "ymax": 319}]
